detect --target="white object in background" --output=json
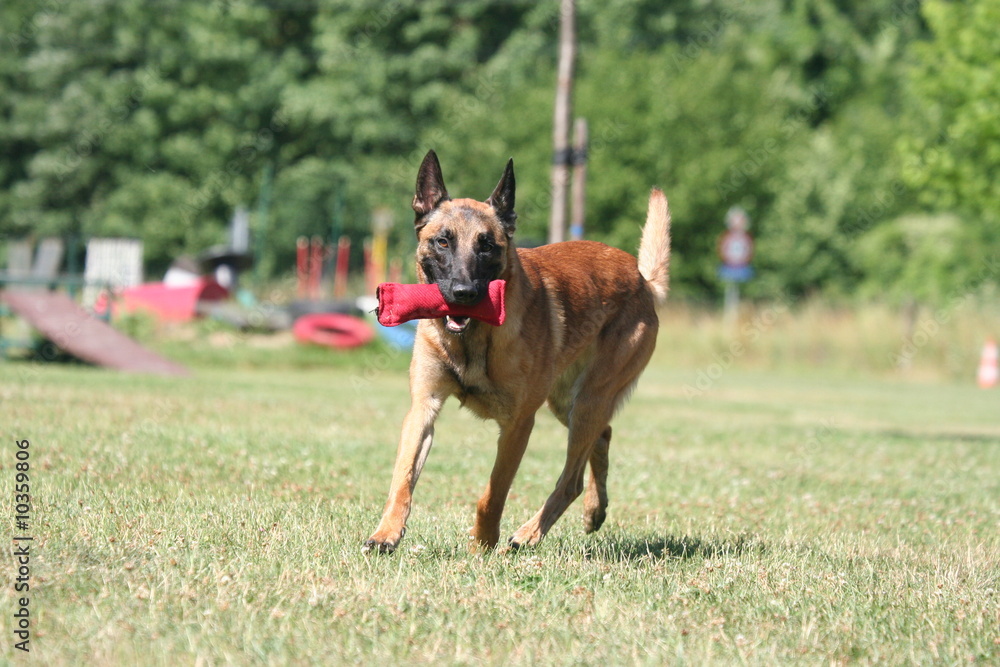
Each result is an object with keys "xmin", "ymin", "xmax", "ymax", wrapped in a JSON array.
[{"xmin": 83, "ymin": 238, "xmax": 143, "ymax": 308}]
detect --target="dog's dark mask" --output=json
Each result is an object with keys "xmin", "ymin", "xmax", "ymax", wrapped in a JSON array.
[
  {"xmin": 419, "ymin": 228, "xmax": 503, "ymax": 306},
  {"xmin": 411, "ymin": 150, "xmax": 516, "ymax": 316}
]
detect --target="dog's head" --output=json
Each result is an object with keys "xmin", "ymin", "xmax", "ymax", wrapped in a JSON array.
[{"xmin": 411, "ymin": 150, "xmax": 515, "ymax": 334}]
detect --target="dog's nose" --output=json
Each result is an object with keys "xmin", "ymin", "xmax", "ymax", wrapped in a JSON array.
[{"xmin": 451, "ymin": 283, "xmax": 479, "ymax": 304}]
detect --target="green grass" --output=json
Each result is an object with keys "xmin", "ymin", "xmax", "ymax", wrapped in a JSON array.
[{"xmin": 2, "ymin": 345, "xmax": 998, "ymax": 664}]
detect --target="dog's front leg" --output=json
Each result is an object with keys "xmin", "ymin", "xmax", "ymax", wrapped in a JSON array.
[{"xmin": 363, "ymin": 395, "xmax": 443, "ymax": 554}]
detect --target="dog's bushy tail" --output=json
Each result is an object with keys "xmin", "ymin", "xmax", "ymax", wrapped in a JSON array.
[{"xmin": 637, "ymin": 188, "xmax": 671, "ymax": 305}]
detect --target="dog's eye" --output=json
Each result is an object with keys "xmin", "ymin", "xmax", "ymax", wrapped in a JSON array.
[
  {"xmin": 479, "ymin": 239, "xmax": 495, "ymax": 253},
  {"xmin": 436, "ymin": 237, "xmax": 449, "ymax": 249}
]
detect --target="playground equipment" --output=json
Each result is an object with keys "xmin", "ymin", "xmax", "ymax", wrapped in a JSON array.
[
  {"xmin": 82, "ymin": 238, "xmax": 143, "ymax": 308},
  {"xmin": 1, "ymin": 289, "xmax": 187, "ymax": 376},
  {"xmin": 296, "ymin": 236, "xmax": 328, "ymax": 300},
  {"xmin": 293, "ymin": 313, "xmax": 375, "ymax": 350},
  {"xmin": 94, "ymin": 277, "xmax": 228, "ymax": 322}
]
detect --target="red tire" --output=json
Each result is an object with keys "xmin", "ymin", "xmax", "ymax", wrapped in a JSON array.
[{"xmin": 293, "ymin": 313, "xmax": 375, "ymax": 350}]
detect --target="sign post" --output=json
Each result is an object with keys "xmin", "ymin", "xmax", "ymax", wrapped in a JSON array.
[{"xmin": 718, "ymin": 207, "xmax": 754, "ymax": 328}]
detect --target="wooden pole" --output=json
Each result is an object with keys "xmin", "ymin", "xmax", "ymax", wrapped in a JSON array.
[
  {"xmin": 570, "ymin": 117, "xmax": 588, "ymax": 241},
  {"xmin": 548, "ymin": 0, "xmax": 576, "ymax": 245},
  {"xmin": 254, "ymin": 162, "xmax": 273, "ymax": 282},
  {"xmin": 723, "ymin": 282, "xmax": 739, "ymax": 331}
]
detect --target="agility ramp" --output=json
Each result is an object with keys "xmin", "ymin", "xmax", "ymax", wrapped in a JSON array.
[{"xmin": 1, "ymin": 289, "xmax": 188, "ymax": 377}]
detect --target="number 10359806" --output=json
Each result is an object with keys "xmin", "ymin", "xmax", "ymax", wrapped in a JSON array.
[{"xmin": 15, "ymin": 439, "xmax": 30, "ymax": 526}]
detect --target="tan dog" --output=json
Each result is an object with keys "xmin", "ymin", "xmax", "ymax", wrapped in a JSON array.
[{"xmin": 364, "ymin": 150, "xmax": 670, "ymax": 553}]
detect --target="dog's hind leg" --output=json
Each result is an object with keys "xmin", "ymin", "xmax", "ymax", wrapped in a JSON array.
[
  {"xmin": 582, "ymin": 376, "xmax": 641, "ymax": 535},
  {"xmin": 511, "ymin": 333, "xmax": 652, "ymax": 549},
  {"xmin": 473, "ymin": 413, "xmax": 536, "ymax": 550},
  {"xmin": 583, "ymin": 426, "xmax": 612, "ymax": 533},
  {"xmin": 508, "ymin": 398, "xmax": 613, "ymax": 549}
]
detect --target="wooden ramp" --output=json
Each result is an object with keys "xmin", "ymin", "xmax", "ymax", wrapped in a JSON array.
[{"xmin": 2, "ymin": 289, "xmax": 189, "ymax": 377}]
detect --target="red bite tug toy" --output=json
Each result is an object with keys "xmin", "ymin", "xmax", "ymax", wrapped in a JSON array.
[{"xmin": 376, "ymin": 280, "xmax": 506, "ymax": 331}]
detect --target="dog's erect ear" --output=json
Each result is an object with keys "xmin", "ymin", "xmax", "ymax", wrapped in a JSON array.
[
  {"xmin": 487, "ymin": 158, "xmax": 516, "ymax": 237},
  {"xmin": 412, "ymin": 150, "xmax": 450, "ymax": 231}
]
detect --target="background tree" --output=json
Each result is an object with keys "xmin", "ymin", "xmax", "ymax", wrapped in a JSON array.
[
  {"xmin": 2, "ymin": 1, "xmax": 312, "ymax": 274},
  {"xmin": 892, "ymin": 0, "xmax": 1000, "ymax": 296},
  {"xmin": 4, "ymin": 0, "xmax": 992, "ymax": 306}
]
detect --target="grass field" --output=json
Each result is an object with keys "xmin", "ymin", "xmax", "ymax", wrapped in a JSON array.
[{"xmin": 2, "ymin": 335, "xmax": 999, "ymax": 664}]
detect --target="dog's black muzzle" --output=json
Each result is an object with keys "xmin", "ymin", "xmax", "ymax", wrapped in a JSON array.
[{"xmin": 439, "ymin": 279, "xmax": 487, "ymax": 306}]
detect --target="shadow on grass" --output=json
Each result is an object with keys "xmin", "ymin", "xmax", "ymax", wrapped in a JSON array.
[
  {"xmin": 573, "ymin": 531, "xmax": 767, "ymax": 563},
  {"xmin": 877, "ymin": 428, "xmax": 1000, "ymax": 445}
]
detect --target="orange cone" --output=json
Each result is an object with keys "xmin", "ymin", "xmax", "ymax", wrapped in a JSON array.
[{"xmin": 978, "ymin": 338, "xmax": 998, "ymax": 389}]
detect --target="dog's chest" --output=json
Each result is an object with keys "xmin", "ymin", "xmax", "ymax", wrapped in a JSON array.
[{"xmin": 442, "ymin": 334, "xmax": 511, "ymax": 418}]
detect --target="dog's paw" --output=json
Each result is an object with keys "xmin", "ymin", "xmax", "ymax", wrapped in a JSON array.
[
  {"xmin": 583, "ymin": 507, "xmax": 607, "ymax": 534},
  {"xmin": 508, "ymin": 525, "xmax": 543, "ymax": 550},
  {"xmin": 361, "ymin": 538, "xmax": 397, "ymax": 555},
  {"xmin": 362, "ymin": 527, "xmax": 405, "ymax": 555}
]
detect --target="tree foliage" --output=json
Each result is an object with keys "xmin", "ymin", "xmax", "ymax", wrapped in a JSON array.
[
  {"xmin": 1, "ymin": 0, "xmax": 991, "ymax": 303},
  {"xmin": 896, "ymin": 0, "xmax": 1000, "ymax": 277}
]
